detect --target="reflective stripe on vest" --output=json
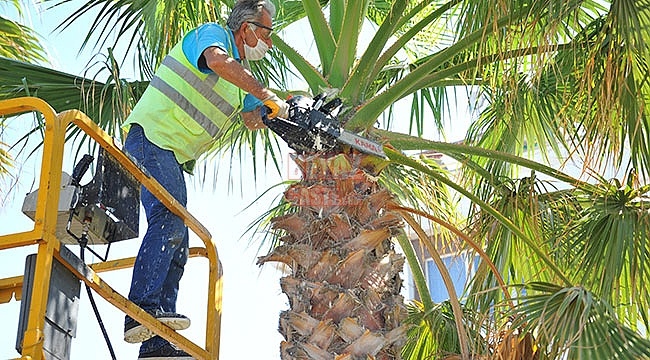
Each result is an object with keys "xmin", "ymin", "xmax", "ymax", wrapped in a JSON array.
[{"xmin": 150, "ymin": 55, "xmax": 236, "ymax": 137}]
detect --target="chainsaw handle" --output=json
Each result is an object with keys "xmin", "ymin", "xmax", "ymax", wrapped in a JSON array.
[{"xmin": 261, "ymin": 105, "xmax": 273, "ymax": 126}]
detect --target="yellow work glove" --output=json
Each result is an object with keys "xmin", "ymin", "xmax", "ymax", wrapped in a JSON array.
[{"xmin": 262, "ymin": 94, "xmax": 289, "ymax": 119}]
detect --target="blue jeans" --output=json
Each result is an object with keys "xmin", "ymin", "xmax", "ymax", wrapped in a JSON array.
[{"xmin": 124, "ymin": 124, "xmax": 189, "ymax": 354}]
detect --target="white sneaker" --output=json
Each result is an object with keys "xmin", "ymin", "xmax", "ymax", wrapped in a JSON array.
[{"xmin": 124, "ymin": 311, "xmax": 190, "ymax": 343}]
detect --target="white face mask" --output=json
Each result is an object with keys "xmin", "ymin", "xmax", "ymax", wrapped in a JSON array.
[{"xmin": 244, "ymin": 27, "xmax": 269, "ymax": 61}]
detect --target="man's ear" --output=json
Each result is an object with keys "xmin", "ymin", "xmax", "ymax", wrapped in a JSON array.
[{"xmin": 239, "ymin": 21, "xmax": 251, "ymax": 35}]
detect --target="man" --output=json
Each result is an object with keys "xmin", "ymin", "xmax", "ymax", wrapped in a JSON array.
[{"xmin": 121, "ymin": 1, "xmax": 287, "ymax": 358}]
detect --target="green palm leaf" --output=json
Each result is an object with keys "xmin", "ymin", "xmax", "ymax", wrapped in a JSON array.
[
  {"xmin": 0, "ymin": 15, "xmax": 46, "ymax": 63},
  {"xmin": 512, "ymin": 282, "xmax": 650, "ymax": 359},
  {"xmin": 563, "ymin": 173, "xmax": 650, "ymax": 330},
  {"xmin": 0, "ymin": 54, "xmax": 148, "ymax": 153}
]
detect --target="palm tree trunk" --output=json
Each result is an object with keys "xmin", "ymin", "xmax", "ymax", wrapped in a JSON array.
[{"xmin": 258, "ymin": 149, "xmax": 409, "ymax": 359}]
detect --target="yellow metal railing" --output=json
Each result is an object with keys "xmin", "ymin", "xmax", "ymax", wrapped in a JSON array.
[{"xmin": 0, "ymin": 97, "xmax": 223, "ymax": 360}]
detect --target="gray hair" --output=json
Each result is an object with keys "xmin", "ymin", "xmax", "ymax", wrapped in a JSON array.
[{"xmin": 226, "ymin": 0, "xmax": 276, "ymax": 31}]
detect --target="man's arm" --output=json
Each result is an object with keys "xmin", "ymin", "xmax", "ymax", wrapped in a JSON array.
[
  {"xmin": 202, "ymin": 46, "xmax": 274, "ymax": 101},
  {"xmin": 203, "ymin": 46, "xmax": 267, "ymax": 129},
  {"xmin": 241, "ymin": 110, "xmax": 266, "ymax": 130}
]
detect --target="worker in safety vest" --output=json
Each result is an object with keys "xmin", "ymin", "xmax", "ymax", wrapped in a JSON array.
[{"xmin": 121, "ymin": 1, "xmax": 286, "ymax": 359}]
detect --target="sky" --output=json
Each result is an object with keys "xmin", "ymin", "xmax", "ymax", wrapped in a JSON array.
[{"xmin": 0, "ymin": 2, "xmax": 289, "ymax": 359}]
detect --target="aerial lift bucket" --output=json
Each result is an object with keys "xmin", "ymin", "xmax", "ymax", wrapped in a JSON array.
[
  {"xmin": 16, "ymin": 147, "xmax": 141, "ymax": 359},
  {"xmin": 0, "ymin": 97, "xmax": 223, "ymax": 360}
]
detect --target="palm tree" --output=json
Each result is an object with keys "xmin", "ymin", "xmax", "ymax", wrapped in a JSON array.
[
  {"xmin": 2, "ymin": 0, "xmax": 650, "ymax": 359},
  {"xmin": 0, "ymin": 0, "xmax": 47, "ymax": 177}
]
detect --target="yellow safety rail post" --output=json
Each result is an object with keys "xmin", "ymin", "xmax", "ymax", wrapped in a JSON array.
[
  {"xmin": 0, "ymin": 97, "xmax": 65, "ymax": 360},
  {"xmin": 0, "ymin": 97, "xmax": 223, "ymax": 360}
]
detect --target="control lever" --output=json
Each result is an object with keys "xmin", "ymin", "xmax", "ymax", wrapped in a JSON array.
[{"xmin": 71, "ymin": 154, "xmax": 94, "ymax": 186}]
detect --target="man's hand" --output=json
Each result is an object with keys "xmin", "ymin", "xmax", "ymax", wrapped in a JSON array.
[{"xmin": 262, "ymin": 94, "xmax": 289, "ymax": 119}]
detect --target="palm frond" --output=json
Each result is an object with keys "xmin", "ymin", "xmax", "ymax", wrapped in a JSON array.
[
  {"xmin": 301, "ymin": 0, "xmax": 336, "ymax": 78},
  {"xmin": 0, "ymin": 15, "xmax": 47, "ymax": 63},
  {"xmin": 0, "ymin": 55, "xmax": 147, "ymax": 154},
  {"xmin": 45, "ymin": 0, "xmax": 294, "ymax": 88},
  {"xmin": 380, "ymin": 156, "xmax": 459, "ymax": 240},
  {"xmin": 46, "ymin": 0, "xmax": 220, "ymax": 67},
  {"xmin": 403, "ymin": 300, "xmax": 492, "ymax": 359},
  {"xmin": 512, "ymin": 282, "xmax": 650, "ymax": 359},
  {"xmin": 563, "ymin": 171, "xmax": 650, "ymax": 330},
  {"xmin": 0, "ymin": 140, "xmax": 12, "ymax": 177}
]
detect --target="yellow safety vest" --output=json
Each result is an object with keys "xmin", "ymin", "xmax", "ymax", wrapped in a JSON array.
[{"xmin": 123, "ymin": 33, "xmax": 244, "ymax": 173}]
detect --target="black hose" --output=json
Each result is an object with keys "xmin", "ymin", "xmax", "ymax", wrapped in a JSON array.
[
  {"xmin": 79, "ymin": 235, "xmax": 117, "ymax": 360},
  {"xmin": 67, "ymin": 154, "xmax": 117, "ymax": 359}
]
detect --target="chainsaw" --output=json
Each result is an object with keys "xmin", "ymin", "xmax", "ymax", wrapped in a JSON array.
[{"xmin": 262, "ymin": 94, "xmax": 386, "ymax": 158}]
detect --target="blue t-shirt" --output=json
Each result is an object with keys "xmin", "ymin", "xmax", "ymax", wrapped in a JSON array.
[{"xmin": 181, "ymin": 23, "xmax": 262, "ymax": 112}]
